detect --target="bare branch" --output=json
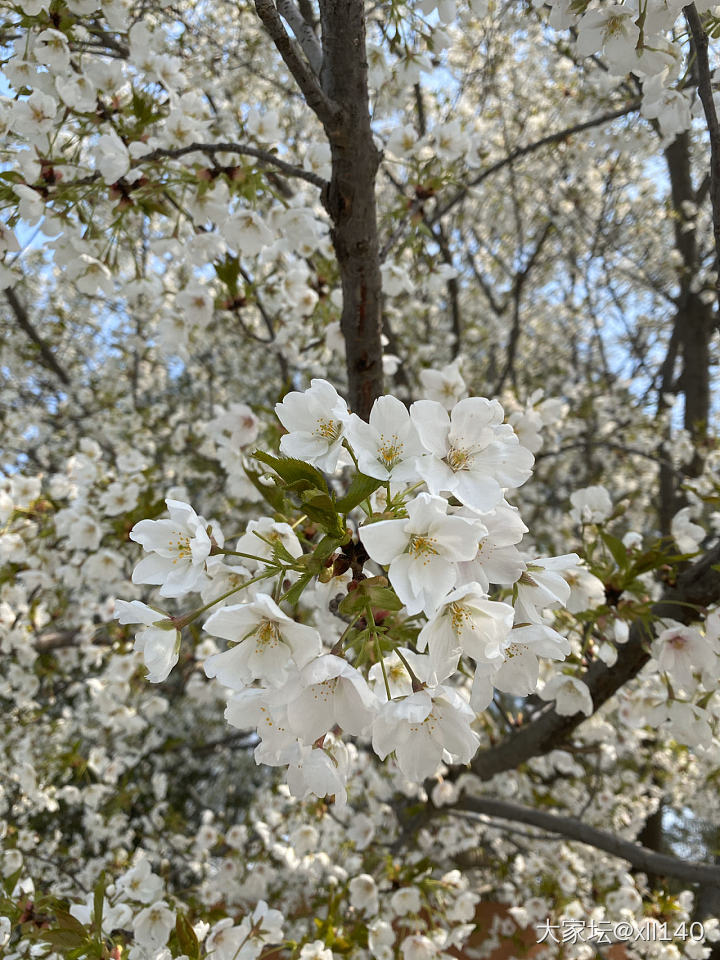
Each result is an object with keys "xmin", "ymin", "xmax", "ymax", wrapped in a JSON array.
[
  {"xmin": 429, "ymin": 101, "xmax": 641, "ymax": 226},
  {"xmin": 536, "ymin": 439, "xmax": 685, "ymax": 477},
  {"xmin": 65, "ymin": 141, "xmax": 327, "ymax": 190},
  {"xmin": 5, "ymin": 286, "xmax": 71, "ymax": 386},
  {"xmin": 254, "ymin": 0, "xmax": 338, "ymax": 129},
  {"xmin": 494, "ymin": 219, "xmax": 554, "ymax": 393},
  {"xmin": 137, "ymin": 141, "xmax": 328, "ymax": 189},
  {"xmin": 276, "ymin": 0, "xmax": 323, "ymax": 73},
  {"xmin": 316, "ymin": 0, "xmax": 384, "ymax": 417},
  {"xmin": 453, "ymin": 796, "xmax": 720, "ymax": 887}
]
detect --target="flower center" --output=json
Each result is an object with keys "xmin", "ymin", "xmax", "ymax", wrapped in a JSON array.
[
  {"xmin": 409, "ymin": 534, "xmax": 439, "ymax": 560},
  {"xmin": 446, "ymin": 444, "xmax": 473, "ymax": 471},
  {"xmin": 377, "ymin": 432, "xmax": 404, "ymax": 469},
  {"xmin": 409, "ymin": 709, "xmax": 438, "ymax": 735},
  {"xmin": 168, "ymin": 533, "xmax": 192, "ymax": 559},
  {"xmin": 255, "ymin": 619, "xmax": 281, "ymax": 647},
  {"xmin": 314, "ymin": 418, "xmax": 342, "ymax": 442},
  {"xmin": 667, "ymin": 634, "xmax": 688, "ymax": 649},
  {"xmin": 311, "ymin": 678, "xmax": 338, "ymax": 702},
  {"xmin": 476, "ymin": 537, "xmax": 493, "ymax": 560},
  {"xmin": 605, "ymin": 14, "xmax": 627, "ymax": 37},
  {"xmin": 450, "ymin": 602, "xmax": 475, "ymax": 636},
  {"xmin": 389, "ymin": 662, "xmax": 408, "ymax": 684}
]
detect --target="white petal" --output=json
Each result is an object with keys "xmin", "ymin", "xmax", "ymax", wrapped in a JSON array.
[
  {"xmin": 132, "ymin": 553, "xmax": 175, "ymax": 586},
  {"xmin": 203, "ymin": 603, "xmax": 259, "ymax": 641},
  {"xmin": 359, "ymin": 518, "xmax": 409, "ymax": 564},
  {"xmin": 410, "ymin": 400, "xmax": 450, "ymax": 457}
]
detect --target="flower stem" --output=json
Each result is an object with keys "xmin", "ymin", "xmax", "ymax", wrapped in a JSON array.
[
  {"xmin": 168, "ymin": 569, "xmax": 278, "ymax": 629},
  {"xmin": 366, "ymin": 602, "xmax": 392, "ymax": 701},
  {"xmin": 343, "ymin": 438, "xmax": 360, "ymax": 471},
  {"xmin": 330, "ymin": 613, "xmax": 363, "ymax": 656},
  {"xmin": 394, "ymin": 647, "xmax": 424, "ymax": 692}
]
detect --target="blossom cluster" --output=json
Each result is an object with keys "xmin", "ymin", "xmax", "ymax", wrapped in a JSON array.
[
  {"xmin": 119, "ymin": 380, "xmax": 585, "ymax": 803},
  {"xmin": 2, "ymin": 368, "xmax": 720, "ymax": 960}
]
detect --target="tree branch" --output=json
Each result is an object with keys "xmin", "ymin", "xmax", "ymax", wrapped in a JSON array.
[
  {"xmin": 138, "ymin": 141, "xmax": 328, "ymax": 189},
  {"xmin": 536, "ymin": 439, "xmax": 684, "ymax": 477},
  {"xmin": 253, "ymin": 0, "xmax": 384, "ymax": 416},
  {"xmin": 5, "ymin": 286, "xmax": 71, "ymax": 386},
  {"xmin": 315, "ymin": 0, "xmax": 384, "ymax": 417},
  {"xmin": 429, "ymin": 101, "xmax": 641, "ymax": 226},
  {"xmin": 453, "ymin": 796, "xmax": 720, "ymax": 887},
  {"xmin": 494, "ymin": 219, "xmax": 554, "ymax": 393},
  {"xmin": 684, "ymin": 4, "xmax": 720, "ymax": 317},
  {"xmin": 276, "ymin": 0, "xmax": 323, "ymax": 74},
  {"xmin": 254, "ymin": 0, "xmax": 338, "ymax": 129},
  {"xmin": 468, "ymin": 539, "xmax": 720, "ymax": 781}
]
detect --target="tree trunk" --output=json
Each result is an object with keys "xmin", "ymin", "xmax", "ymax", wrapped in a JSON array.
[
  {"xmin": 254, "ymin": 0, "xmax": 385, "ymax": 418},
  {"xmin": 657, "ymin": 131, "xmax": 713, "ymax": 531},
  {"xmin": 318, "ymin": 0, "xmax": 384, "ymax": 418},
  {"xmin": 664, "ymin": 133, "xmax": 712, "ymax": 464}
]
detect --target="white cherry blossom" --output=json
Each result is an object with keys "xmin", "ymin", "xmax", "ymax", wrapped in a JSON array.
[
  {"xmin": 349, "ymin": 874, "xmax": 379, "ymax": 914},
  {"xmin": 114, "ymin": 599, "xmax": 180, "ymax": 683},
  {"xmin": 224, "ymin": 686, "xmax": 296, "ymax": 761},
  {"xmin": 117, "ymin": 859, "xmax": 164, "ymax": 903},
  {"xmin": 410, "ymin": 397, "xmax": 533, "ymax": 511},
  {"xmin": 653, "ymin": 622, "xmax": 715, "ymax": 690},
  {"xmin": 203, "ymin": 594, "xmax": 322, "ymax": 688},
  {"xmin": 539, "ymin": 674, "xmax": 594, "ymax": 716},
  {"xmin": 671, "ymin": 507, "xmax": 704, "ymax": 553},
  {"xmin": 454, "ymin": 500, "xmax": 527, "ymax": 591},
  {"xmin": 130, "ymin": 499, "xmax": 215, "ymax": 597},
  {"xmin": 236, "ymin": 517, "xmax": 302, "ymax": 570},
  {"xmin": 133, "ymin": 901, "xmax": 175, "ymax": 951},
  {"xmin": 569, "ymin": 485, "xmax": 613, "ymax": 524},
  {"xmin": 345, "ymin": 395, "xmax": 425, "ymax": 481},
  {"xmin": 359, "ymin": 493, "xmax": 480, "ymax": 615},
  {"xmin": 417, "ymin": 583, "xmax": 513, "ymax": 677},
  {"xmin": 285, "ymin": 737, "xmax": 349, "ymax": 807},
  {"xmin": 491, "ymin": 621, "xmax": 571, "ymax": 698},
  {"xmin": 285, "ymin": 655, "xmax": 378, "ymax": 744},
  {"xmin": 372, "ymin": 685, "xmax": 480, "ymax": 780},
  {"xmin": 514, "ymin": 554, "xmax": 579, "ymax": 623},
  {"xmin": 275, "ymin": 379, "xmax": 350, "ymax": 471}
]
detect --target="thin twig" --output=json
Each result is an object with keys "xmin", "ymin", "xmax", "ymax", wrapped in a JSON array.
[{"xmin": 429, "ymin": 101, "xmax": 642, "ymax": 226}]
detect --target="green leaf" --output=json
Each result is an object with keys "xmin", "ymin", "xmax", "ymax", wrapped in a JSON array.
[
  {"xmin": 3, "ymin": 864, "xmax": 23, "ymax": 896},
  {"xmin": 242, "ymin": 462, "xmax": 287, "ymax": 513},
  {"xmin": 175, "ymin": 913, "xmax": 200, "ymax": 960},
  {"xmin": 214, "ymin": 255, "xmax": 241, "ymax": 299},
  {"xmin": 281, "ymin": 571, "xmax": 314, "ymax": 606},
  {"xmin": 269, "ymin": 538, "xmax": 299, "ymax": 564},
  {"xmin": 300, "ymin": 490, "xmax": 344, "ymax": 534},
  {"xmin": 54, "ymin": 910, "xmax": 89, "ymax": 940},
  {"xmin": 338, "ymin": 576, "xmax": 403, "ymax": 616},
  {"xmin": 37, "ymin": 929, "xmax": 88, "ymax": 950},
  {"xmin": 314, "ymin": 534, "xmax": 344, "ymax": 563},
  {"xmin": 93, "ymin": 875, "xmax": 105, "ymax": 939},
  {"xmin": 600, "ymin": 531, "xmax": 628, "ymax": 569},
  {"xmin": 251, "ymin": 451, "xmax": 329, "ymax": 493},
  {"xmin": 335, "ymin": 473, "xmax": 382, "ymax": 514}
]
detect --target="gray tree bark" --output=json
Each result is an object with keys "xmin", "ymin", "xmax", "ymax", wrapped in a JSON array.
[{"xmin": 254, "ymin": 0, "xmax": 384, "ymax": 417}]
